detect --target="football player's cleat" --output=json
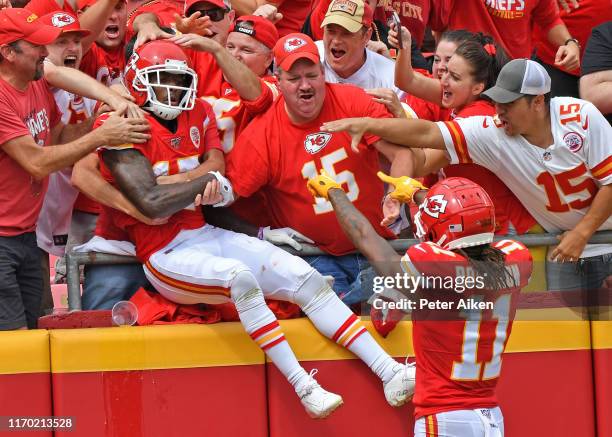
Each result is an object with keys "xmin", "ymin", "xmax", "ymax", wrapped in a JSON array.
[
  {"xmin": 297, "ymin": 369, "xmax": 344, "ymax": 419},
  {"xmin": 383, "ymin": 361, "xmax": 416, "ymax": 407}
]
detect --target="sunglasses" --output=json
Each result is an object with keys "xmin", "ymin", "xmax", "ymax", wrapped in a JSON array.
[{"xmin": 190, "ymin": 7, "xmax": 228, "ymax": 22}]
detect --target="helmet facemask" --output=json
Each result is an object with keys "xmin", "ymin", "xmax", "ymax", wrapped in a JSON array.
[{"xmin": 133, "ymin": 59, "xmax": 198, "ymax": 120}]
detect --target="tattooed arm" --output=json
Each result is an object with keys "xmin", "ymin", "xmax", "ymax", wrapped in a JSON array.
[
  {"xmin": 327, "ymin": 188, "xmax": 403, "ymax": 278},
  {"xmin": 102, "ymin": 148, "xmax": 217, "ymax": 219}
]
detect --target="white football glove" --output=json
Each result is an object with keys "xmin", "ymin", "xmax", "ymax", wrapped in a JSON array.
[
  {"xmin": 259, "ymin": 226, "xmax": 314, "ymax": 251},
  {"xmin": 207, "ymin": 171, "xmax": 235, "ymax": 207}
]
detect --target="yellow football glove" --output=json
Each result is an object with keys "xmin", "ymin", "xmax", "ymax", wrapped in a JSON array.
[
  {"xmin": 377, "ymin": 171, "xmax": 427, "ymax": 203},
  {"xmin": 307, "ymin": 169, "xmax": 343, "ymax": 200}
]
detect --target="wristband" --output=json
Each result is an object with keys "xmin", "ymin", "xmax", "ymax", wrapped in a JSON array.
[
  {"xmin": 257, "ymin": 227, "xmax": 264, "ymax": 240},
  {"xmin": 564, "ymin": 38, "xmax": 580, "ymax": 48}
]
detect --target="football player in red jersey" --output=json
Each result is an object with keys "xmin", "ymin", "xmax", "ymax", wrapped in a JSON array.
[
  {"xmin": 308, "ymin": 172, "xmax": 533, "ymax": 436},
  {"xmin": 94, "ymin": 39, "xmax": 416, "ymax": 419}
]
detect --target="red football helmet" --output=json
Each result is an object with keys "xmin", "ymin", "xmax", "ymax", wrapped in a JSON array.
[
  {"xmin": 124, "ymin": 40, "xmax": 198, "ymax": 120},
  {"xmin": 413, "ymin": 177, "xmax": 495, "ymax": 250}
]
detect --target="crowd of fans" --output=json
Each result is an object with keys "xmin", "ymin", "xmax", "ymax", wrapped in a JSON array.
[{"xmin": 0, "ymin": 0, "xmax": 611, "ymax": 332}]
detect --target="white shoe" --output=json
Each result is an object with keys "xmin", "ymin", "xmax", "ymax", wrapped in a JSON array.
[
  {"xmin": 383, "ymin": 361, "xmax": 416, "ymax": 407},
  {"xmin": 297, "ymin": 369, "xmax": 343, "ymax": 419}
]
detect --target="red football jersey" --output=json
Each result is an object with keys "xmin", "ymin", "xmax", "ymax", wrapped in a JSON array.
[
  {"xmin": 200, "ymin": 73, "xmax": 278, "ymax": 227},
  {"xmin": 402, "ymin": 239, "xmax": 533, "ymax": 419},
  {"xmin": 226, "ymin": 83, "xmax": 396, "ymax": 256},
  {"xmin": 96, "ymin": 100, "xmax": 222, "ymax": 261},
  {"xmin": 80, "ymin": 43, "xmax": 126, "ymax": 86},
  {"xmin": 201, "ymin": 75, "xmax": 278, "ymax": 153},
  {"xmin": 432, "ymin": 0, "xmax": 562, "ymax": 59}
]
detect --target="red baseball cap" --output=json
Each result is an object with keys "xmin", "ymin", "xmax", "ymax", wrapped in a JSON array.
[
  {"xmin": 184, "ymin": 0, "xmax": 231, "ymax": 15},
  {"xmin": 274, "ymin": 33, "xmax": 320, "ymax": 71},
  {"xmin": 0, "ymin": 8, "xmax": 62, "ymax": 46},
  {"xmin": 39, "ymin": 11, "xmax": 91, "ymax": 37},
  {"xmin": 232, "ymin": 15, "xmax": 278, "ymax": 49}
]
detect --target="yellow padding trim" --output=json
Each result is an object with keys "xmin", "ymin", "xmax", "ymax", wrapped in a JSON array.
[
  {"xmin": 274, "ymin": 318, "xmax": 591, "ymax": 362},
  {"xmin": 506, "ymin": 321, "xmax": 591, "ymax": 353},
  {"xmin": 0, "ymin": 330, "xmax": 50, "ymax": 374},
  {"xmin": 275, "ymin": 319, "xmax": 414, "ymax": 362},
  {"xmin": 51, "ymin": 324, "xmax": 264, "ymax": 373},
  {"xmin": 592, "ymin": 321, "xmax": 612, "ymax": 350}
]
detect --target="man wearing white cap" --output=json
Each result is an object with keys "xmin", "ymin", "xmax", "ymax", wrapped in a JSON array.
[
  {"xmin": 316, "ymin": 0, "xmax": 406, "ymax": 114},
  {"xmin": 321, "ymin": 58, "xmax": 612, "ymax": 296}
]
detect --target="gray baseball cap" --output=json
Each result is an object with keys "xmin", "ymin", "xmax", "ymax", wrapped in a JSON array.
[{"xmin": 482, "ymin": 59, "xmax": 551, "ymax": 104}]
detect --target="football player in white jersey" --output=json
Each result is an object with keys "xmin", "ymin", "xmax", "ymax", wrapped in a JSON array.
[{"xmin": 320, "ymin": 59, "xmax": 612, "ymax": 299}]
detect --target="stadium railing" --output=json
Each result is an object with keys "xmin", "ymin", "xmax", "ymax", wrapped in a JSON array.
[{"xmin": 65, "ymin": 231, "xmax": 612, "ymax": 310}]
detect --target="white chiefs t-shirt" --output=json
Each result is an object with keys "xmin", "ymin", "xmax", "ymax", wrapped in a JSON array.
[
  {"xmin": 437, "ymin": 97, "xmax": 612, "ymax": 258},
  {"xmin": 36, "ymin": 89, "xmax": 97, "ymax": 256}
]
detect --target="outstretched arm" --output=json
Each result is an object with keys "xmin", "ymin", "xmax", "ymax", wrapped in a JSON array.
[
  {"xmin": 171, "ymin": 34, "xmax": 263, "ymax": 101},
  {"xmin": 101, "ymin": 148, "xmax": 218, "ymax": 218},
  {"xmin": 321, "ymin": 117, "xmax": 446, "ymax": 152},
  {"xmin": 307, "ymin": 172, "xmax": 402, "ymax": 277},
  {"xmin": 327, "ymin": 188, "xmax": 402, "ymax": 277}
]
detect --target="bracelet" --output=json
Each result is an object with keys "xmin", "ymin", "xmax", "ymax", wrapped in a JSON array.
[
  {"xmin": 257, "ymin": 227, "xmax": 264, "ymax": 240},
  {"xmin": 564, "ymin": 38, "xmax": 580, "ymax": 48}
]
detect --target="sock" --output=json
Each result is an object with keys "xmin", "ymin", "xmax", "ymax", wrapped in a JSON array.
[
  {"xmin": 302, "ymin": 283, "xmax": 399, "ymax": 383},
  {"xmin": 231, "ymin": 271, "xmax": 309, "ymax": 391}
]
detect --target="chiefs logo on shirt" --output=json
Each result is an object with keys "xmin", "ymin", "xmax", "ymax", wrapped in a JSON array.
[
  {"xmin": 422, "ymin": 194, "xmax": 448, "ymax": 218},
  {"xmin": 304, "ymin": 132, "xmax": 332, "ymax": 154}
]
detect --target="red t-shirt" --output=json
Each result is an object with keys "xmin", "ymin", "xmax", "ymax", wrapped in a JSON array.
[
  {"xmin": 80, "ymin": 43, "xmax": 126, "ymax": 86},
  {"xmin": 0, "ymin": 78, "xmax": 61, "ymax": 236},
  {"xmin": 404, "ymin": 239, "xmax": 532, "ymax": 419},
  {"xmin": 274, "ymin": 0, "xmax": 314, "ymax": 37},
  {"xmin": 532, "ymin": 0, "xmax": 612, "ymax": 76},
  {"xmin": 226, "ymin": 83, "xmax": 396, "ymax": 256},
  {"xmin": 432, "ymin": 0, "xmax": 562, "ymax": 59},
  {"xmin": 373, "ymin": 0, "xmax": 434, "ymax": 46},
  {"xmin": 429, "ymin": 100, "xmax": 536, "ymax": 235},
  {"xmin": 97, "ymin": 100, "xmax": 222, "ymax": 261},
  {"xmin": 126, "ymin": 0, "xmax": 181, "ymax": 41}
]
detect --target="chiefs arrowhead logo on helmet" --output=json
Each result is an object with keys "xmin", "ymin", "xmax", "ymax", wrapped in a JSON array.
[
  {"xmin": 304, "ymin": 132, "xmax": 332, "ymax": 154},
  {"xmin": 414, "ymin": 177, "xmax": 495, "ymax": 250},
  {"xmin": 421, "ymin": 194, "xmax": 448, "ymax": 218}
]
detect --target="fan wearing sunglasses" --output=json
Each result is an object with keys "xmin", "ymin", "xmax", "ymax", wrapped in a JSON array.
[{"xmin": 130, "ymin": 0, "xmax": 234, "ymax": 48}]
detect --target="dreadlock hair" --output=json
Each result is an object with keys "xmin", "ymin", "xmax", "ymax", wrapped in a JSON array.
[
  {"xmin": 454, "ymin": 33, "xmax": 509, "ymax": 93},
  {"xmin": 456, "ymin": 244, "xmax": 518, "ymax": 292}
]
